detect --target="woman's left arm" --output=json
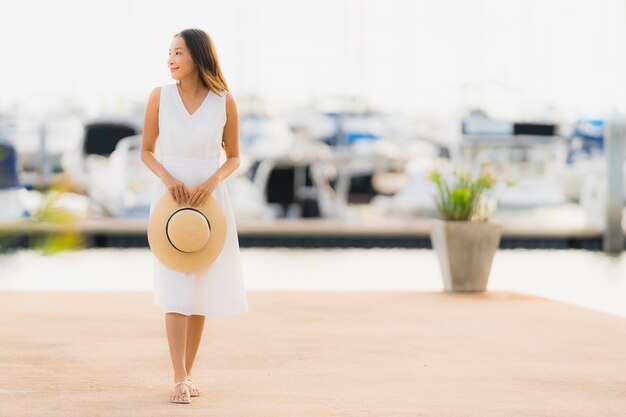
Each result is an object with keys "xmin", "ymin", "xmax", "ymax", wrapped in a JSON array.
[{"xmin": 188, "ymin": 91, "xmax": 241, "ymax": 207}]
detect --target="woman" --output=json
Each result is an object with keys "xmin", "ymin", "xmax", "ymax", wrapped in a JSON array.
[{"xmin": 141, "ymin": 28, "xmax": 249, "ymax": 404}]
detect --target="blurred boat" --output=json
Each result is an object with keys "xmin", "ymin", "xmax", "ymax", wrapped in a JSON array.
[
  {"xmin": 61, "ymin": 119, "xmax": 150, "ymax": 217},
  {"xmin": 238, "ymin": 97, "xmax": 418, "ymax": 219},
  {"xmin": 0, "ymin": 139, "xmax": 28, "ymax": 221},
  {"xmin": 561, "ymin": 119, "xmax": 626, "ymax": 229},
  {"xmin": 458, "ymin": 111, "xmax": 568, "ymax": 209}
]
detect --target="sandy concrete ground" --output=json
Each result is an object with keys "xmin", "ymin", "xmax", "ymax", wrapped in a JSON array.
[{"xmin": 0, "ymin": 291, "xmax": 625, "ymax": 417}]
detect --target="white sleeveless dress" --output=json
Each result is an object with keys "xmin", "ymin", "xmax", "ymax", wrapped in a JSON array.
[{"xmin": 148, "ymin": 82, "xmax": 249, "ymax": 317}]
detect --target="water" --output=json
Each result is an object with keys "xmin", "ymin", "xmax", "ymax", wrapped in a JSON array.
[{"xmin": 0, "ymin": 248, "xmax": 625, "ymax": 318}]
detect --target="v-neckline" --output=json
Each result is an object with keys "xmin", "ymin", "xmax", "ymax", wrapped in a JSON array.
[{"xmin": 174, "ymin": 84, "xmax": 211, "ymax": 117}]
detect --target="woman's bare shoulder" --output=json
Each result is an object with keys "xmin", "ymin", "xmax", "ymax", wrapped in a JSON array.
[
  {"xmin": 146, "ymin": 86, "xmax": 163, "ymax": 109},
  {"xmin": 150, "ymin": 86, "xmax": 162, "ymax": 99},
  {"xmin": 224, "ymin": 90, "xmax": 237, "ymax": 107}
]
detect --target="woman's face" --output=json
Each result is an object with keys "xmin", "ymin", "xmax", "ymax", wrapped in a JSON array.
[{"xmin": 168, "ymin": 36, "xmax": 195, "ymax": 80}]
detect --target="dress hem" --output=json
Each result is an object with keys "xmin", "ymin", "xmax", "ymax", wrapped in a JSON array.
[{"xmin": 153, "ymin": 299, "xmax": 249, "ymax": 317}]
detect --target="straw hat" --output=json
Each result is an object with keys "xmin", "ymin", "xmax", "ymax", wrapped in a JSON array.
[{"xmin": 148, "ymin": 186, "xmax": 226, "ymax": 273}]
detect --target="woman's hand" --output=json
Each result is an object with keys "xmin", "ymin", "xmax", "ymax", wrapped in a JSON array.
[
  {"xmin": 188, "ymin": 178, "xmax": 219, "ymax": 207},
  {"xmin": 161, "ymin": 173, "xmax": 190, "ymax": 206}
]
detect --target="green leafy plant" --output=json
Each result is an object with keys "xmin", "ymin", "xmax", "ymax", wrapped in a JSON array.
[
  {"xmin": 0, "ymin": 175, "xmax": 84, "ymax": 255},
  {"xmin": 29, "ymin": 176, "xmax": 84, "ymax": 255},
  {"xmin": 428, "ymin": 163, "xmax": 512, "ymax": 221}
]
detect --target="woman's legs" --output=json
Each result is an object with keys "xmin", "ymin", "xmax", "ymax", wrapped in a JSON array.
[
  {"xmin": 165, "ymin": 312, "xmax": 206, "ymax": 400},
  {"xmin": 165, "ymin": 312, "xmax": 189, "ymax": 380},
  {"xmin": 185, "ymin": 314, "xmax": 206, "ymax": 377},
  {"xmin": 165, "ymin": 312, "xmax": 189, "ymax": 402}
]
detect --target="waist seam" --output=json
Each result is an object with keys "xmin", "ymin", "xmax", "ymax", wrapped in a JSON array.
[{"xmin": 161, "ymin": 156, "xmax": 220, "ymax": 160}]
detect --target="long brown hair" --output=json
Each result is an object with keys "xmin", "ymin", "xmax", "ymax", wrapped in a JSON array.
[{"xmin": 175, "ymin": 28, "xmax": 229, "ymax": 96}]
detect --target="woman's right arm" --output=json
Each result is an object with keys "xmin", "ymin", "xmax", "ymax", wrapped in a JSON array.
[{"xmin": 140, "ymin": 87, "xmax": 189, "ymax": 206}]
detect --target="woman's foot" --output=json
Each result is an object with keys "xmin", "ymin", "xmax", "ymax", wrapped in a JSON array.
[
  {"xmin": 170, "ymin": 380, "xmax": 191, "ymax": 404},
  {"xmin": 186, "ymin": 377, "xmax": 201, "ymax": 397}
]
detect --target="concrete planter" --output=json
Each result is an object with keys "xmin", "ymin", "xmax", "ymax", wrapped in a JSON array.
[{"xmin": 430, "ymin": 220, "xmax": 502, "ymax": 292}]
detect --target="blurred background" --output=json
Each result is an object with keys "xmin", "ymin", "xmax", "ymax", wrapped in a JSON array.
[
  {"xmin": 1, "ymin": 0, "xmax": 625, "ymax": 227},
  {"xmin": 2, "ymin": 0, "xmax": 625, "ymax": 230},
  {"xmin": 1, "ymin": 0, "xmax": 626, "ymax": 316}
]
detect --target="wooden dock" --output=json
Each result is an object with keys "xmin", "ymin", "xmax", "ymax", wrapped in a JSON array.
[
  {"xmin": 1, "ymin": 290, "xmax": 624, "ymax": 416},
  {"xmin": 0, "ymin": 215, "xmax": 607, "ymax": 250}
]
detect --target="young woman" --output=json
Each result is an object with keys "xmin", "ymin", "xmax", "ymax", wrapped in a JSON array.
[{"xmin": 141, "ymin": 28, "xmax": 249, "ymax": 404}]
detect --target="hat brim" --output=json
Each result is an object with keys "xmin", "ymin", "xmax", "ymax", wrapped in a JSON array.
[{"xmin": 147, "ymin": 186, "xmax": 227, "ymax": 273}]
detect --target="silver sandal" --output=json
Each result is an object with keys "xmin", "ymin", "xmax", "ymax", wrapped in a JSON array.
[{"xmin": 170, "ymin": 380, "xmax": 191, "ymax": 404}]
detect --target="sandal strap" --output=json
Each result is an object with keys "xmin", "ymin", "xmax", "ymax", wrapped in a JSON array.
[{"xmin": 175, "ymin": 381, "xmax": 190, "ymax": 392}]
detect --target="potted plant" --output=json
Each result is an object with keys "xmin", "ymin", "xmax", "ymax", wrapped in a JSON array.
[{"xmin": 428, "ymin": 163, "xmax": 511, "ymax": 292}]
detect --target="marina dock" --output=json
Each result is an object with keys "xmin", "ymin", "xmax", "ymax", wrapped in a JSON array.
[
  {"xmin": 1, "ymin": 290, "xmax": 624, "ymax": 416},
  {"xmin": 0, "ymin": 204, "xmax": 608, "ymax": 250}
]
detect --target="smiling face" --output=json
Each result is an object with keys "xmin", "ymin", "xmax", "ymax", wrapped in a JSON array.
[{"xmin": 167, "ymin": 35, "xmax": 196, "ymax": 81}]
